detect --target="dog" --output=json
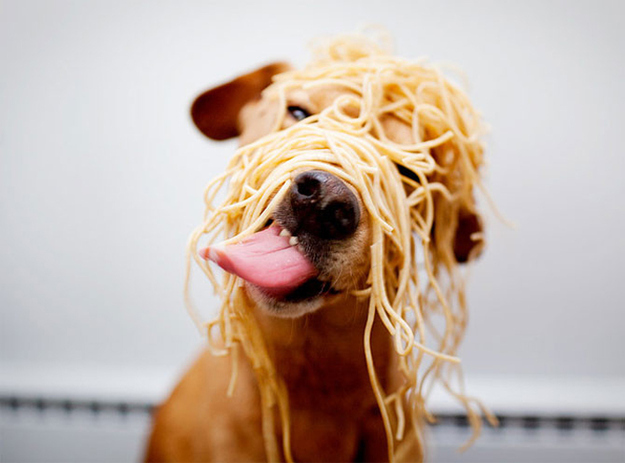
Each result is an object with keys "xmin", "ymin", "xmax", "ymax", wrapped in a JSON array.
[{"xmin": 144, "ymin": 54, "xmax": 484, "ymax": 462}]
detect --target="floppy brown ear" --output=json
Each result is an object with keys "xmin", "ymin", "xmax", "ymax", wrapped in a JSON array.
[
  {"xmin": 191, "ymin": 62, "xmax": 291, "ymax": 140},
  {"xmin": 453, "ymin": 208, "xmax": 484, "ymax": 263}
]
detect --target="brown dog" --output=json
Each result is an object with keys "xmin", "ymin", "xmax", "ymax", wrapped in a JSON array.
[{"xmin": 144, "ymin": 61, "xmax": 482, "ymax": 462}]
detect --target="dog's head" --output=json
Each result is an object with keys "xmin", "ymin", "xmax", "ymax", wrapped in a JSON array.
[
  {"xmin": 187, "ymin": 38, "xmax": 492, "ymax": 460},
  {"xmin": 191, "ymin": 50, "xmax": 484, "ymax": 319}
]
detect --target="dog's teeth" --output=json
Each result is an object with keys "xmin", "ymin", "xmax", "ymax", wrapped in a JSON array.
[
  {"xmin": 289, "ymin": 236, "xmax": 299, "ymax": 246},
  {"xmin": 279, "ymin": 228, "xmax": 291, "ymax": 237}
]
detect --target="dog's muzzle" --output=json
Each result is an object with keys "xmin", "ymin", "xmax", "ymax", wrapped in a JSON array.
[
  {"xmin": 286, "ymin": 170, "xmax": 361, "ymax": 240},
  {"xmin": 199, "ymin": 169, "xmax": 362, "ymax": 305}
]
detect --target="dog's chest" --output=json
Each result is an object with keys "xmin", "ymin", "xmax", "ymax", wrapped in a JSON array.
[
  {"xmin": 276, "ymin": 329, "xmax": 384, "ymax": 408},
  {"xmin": 288, "ymin": 407, "xmax": 363, "ymax": 462},
  {"xmin": 283, "ymin": 363, "xmax": 385, "ymax": 463}
]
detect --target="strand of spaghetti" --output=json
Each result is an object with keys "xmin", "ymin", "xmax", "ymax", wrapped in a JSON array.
[
  {"xmin": 413, "ymin": 341, "xmax": 460, "ymax": 363},
  {"xmin": 411, "ymin": 103, "xmax": 422, "ymax": 144},
  {"xmin": 259, "ymin": 377, "xmax": 280, "ymax": 463},
  {"xmin": 422, "ymin": 245, "xmax": 455, "ymax": 359},
  {"xmin": 381, "ymin": 157, "xmax": 412, "ymax": 309},
  {"xmin": 245, "ymin": 175, "xmax": 292, "ymax": 224},
  {"xmin": 441, "ymin": 382, "xmax": 484, "ymax": 452},
  {"xmin": 373, "ymin": 240, "xmax": 440, "ymax": 360},
  {"xmin": 220, "ymin": 181, "xmax": 291, "ymax": 245},
  {"xmin": 219, "ymin": 189, "xmax": 265, "ymax": 212},
  {"xmin": 226, "ymin": 345, "xmax": 239, "ymax": 397},
  {"xmin": 222, "ymin": 278, "xmax": 238, "ymax": 347},
  {"xmin": 476, "ymin": 175, "xmax": 516, "ymax": 228},
  {"xmin": 365, "ymin": 133, "xmax": 434, "ymax": 164},
  {"xmin": 202, "ymin": 171, "xmax": 229, "ymax": 205},
  {"xmin": 204, "ymin": 321, "xmax": 228, "ymax": 356},
  {"xmin": 369, "ymin": 231, "xmax": 404, "ymax": 342},
  {"xmin": 409, "ymin": 283, "xmax": 427, "ymax": 373},
  {"xmin": 391, "ymin": 130, "xmax": 454, "ymax": 152},
  {"xmin": 363, "ymin": 286, "xmax": 395, "ymax": 462},
  {"xmin": 380, "ymin": 97, "xmax": 411, "ymax": 114},
  {"xmin": 379, "ymin": 159, "xmax": 415, "ymax": 354},
  {"xmin": 393, "ymin": 393, "xmax": 406, "ymax": 440},
  {"xmin": 300, "ymin": 78, "xmax": 364, "ymax": 93},
  {"xmin": 350, "ymin": 287, "xmax": 372, "ymax": 297},
  {"xmin": 184, "ymin": 229, "xmax": 214, "ymax": 330},
  {"xmin": 276, "ymin": 378, "xmax": 295, "ymax": 463},
  {"xmin": 425, "ymin": 182, "xmax": 454, "ymax": 201}
]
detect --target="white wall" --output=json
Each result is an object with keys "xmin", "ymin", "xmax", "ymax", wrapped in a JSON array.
[{"xmin": 1, "ymin": 0, "xmax": 624, "ymax": 403}]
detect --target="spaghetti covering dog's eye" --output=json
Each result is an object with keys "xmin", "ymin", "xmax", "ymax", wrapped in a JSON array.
[{"xmin": 186, "ymin": 31, "xmax": 496, "ymax": 463}]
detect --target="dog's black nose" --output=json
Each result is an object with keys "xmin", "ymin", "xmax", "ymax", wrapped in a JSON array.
[{"xmin": 290, "ymin": 170, "xmax": 360, "ymax": 239}]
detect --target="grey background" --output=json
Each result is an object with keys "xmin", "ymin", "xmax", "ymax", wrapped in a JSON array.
[{"xmin": 1, "ymin": 0, "xmax": 624, "ymax": 460}]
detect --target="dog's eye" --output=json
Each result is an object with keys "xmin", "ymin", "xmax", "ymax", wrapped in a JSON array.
[{"xmin": 287, "ymin": 105, "xmax": 311, "ymax": 122}]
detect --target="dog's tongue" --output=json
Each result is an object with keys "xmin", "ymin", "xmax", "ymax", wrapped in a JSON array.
[{"xmin": 199, "ymin": 226, "xmax": 317, "ymax": 298}]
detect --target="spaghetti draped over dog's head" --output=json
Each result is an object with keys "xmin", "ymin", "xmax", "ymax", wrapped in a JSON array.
[{"xmin": 187, "ymin": 32, "xmax": 495, "ymax": 463}]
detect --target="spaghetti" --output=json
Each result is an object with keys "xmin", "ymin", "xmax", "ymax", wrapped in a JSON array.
[{"xmin": 186, "ymin": 31, "xmax": 495, "ymax": 462}]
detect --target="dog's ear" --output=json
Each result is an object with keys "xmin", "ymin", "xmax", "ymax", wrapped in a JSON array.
[
  {"xmin": 191, "ymin": 62, "xmax": 291, "ymax": 140},
  {"xmin": 453, "ymin": 208, "xmax": 484, "ymax": 263},
  {"xmin": 398, "ymin": 165, "xmax": 484, "ymax": 263}
]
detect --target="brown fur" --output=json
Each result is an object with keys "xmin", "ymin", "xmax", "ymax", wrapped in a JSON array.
[
  {"xmin": 146, "ymin": 292, "xmax": 404, "ymax": 462},
  {"xmin": 145, "ymin": 61, "xmax": 476, "ymax": 462}
]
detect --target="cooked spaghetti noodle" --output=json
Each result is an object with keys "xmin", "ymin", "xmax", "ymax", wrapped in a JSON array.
[{"xmin": 186, "ymin": 31, "xmax": 496, "ymax": 462}]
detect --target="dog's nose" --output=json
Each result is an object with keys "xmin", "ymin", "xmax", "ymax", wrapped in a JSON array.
[{"xmin": 290, "ymin": 170, "xmax": 360, "ymax": 239}]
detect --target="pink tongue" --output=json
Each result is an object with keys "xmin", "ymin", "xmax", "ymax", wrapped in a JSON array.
[{"xmin": 199, "ymin": 226, "xmax": 318, "ymax": 298}]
